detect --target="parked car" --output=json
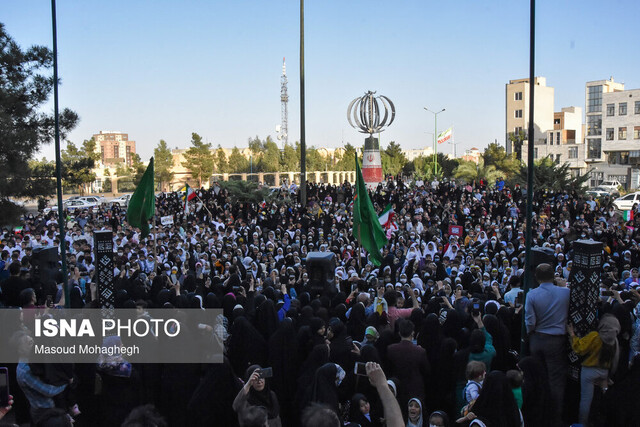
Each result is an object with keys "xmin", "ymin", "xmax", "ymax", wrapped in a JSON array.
[
  {"xmin": 585, "ymin": 188, "xmax": 610, "ymax": 198},
  {"xmin": 108, "ymin": 194, "xmax": 131, "ymax": 207},
  {"xmin": 79, "ymin": 196, "xmax": 105, "ymax": 204},
  {"xmin": 613, "ymin": 192, "xmax": 640, "ymax": 211},
  {"xmin": 43, "ymin": 199, "xmax": 97, "ymax": 214},
  {"xmin": 597, "ymin": 180, "xmax": 622, "ymax": 194}
]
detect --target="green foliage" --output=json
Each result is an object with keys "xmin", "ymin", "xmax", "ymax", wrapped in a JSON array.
[
  {"xmin": 454, "ymin": 159, "xmax": 501, "ymax": 185},
  {"xmin": 334, "ymin": 143, "xmax": 357, "ymax": 171},
  {"xmin": 261, "ymin": 137, "xmax": 281, "ymax": 172},
  {"xmin": 214, "ymin": 145, "xmax": 229, "ymax": 174},
  {"xmin": 0, "ymin": 22, "xmax": 78, "ymax": 223},
  {"xmin": 380, "ymin": 141, "xmax": 408, "ymax": 176},
  {"xmin": 511, "ymin": 156, "xmax": 590, "ymax": 193},
  {"xmin": 61, "ymin": 141, "xmax": 97, "ymax": 195},
  {"xmin": 228, "ymin": 147, "xmax": 249, "ymax": 173},
  {"xmin": 218, "ymin": 180, "xmax": 271, "ymax": 204},
  {"xmin": 102, "ymin": 177, "xmax": 112, "ymax": 192},
  {"xmin": 130, "ymin": 153, "xmax": 148, "ymax": 186},
  {"xmin": 154, "ymin": 140, "xmax": 174, "ymax": 190},
  {"xmin": 483, "ymin": 143, "xmax": 520, "ymax": 179},
  {"xmin": 403, "ymin": 153, "xmax": 458, "ymax": 180},
  {"xmin": 280, "ymin": 143, "xmax": 298, "ymax": 171},
  {"xmin": 507, "ymin": 130, "xmax": 527, "ymax": 161},
  {"xmin": 182, "ymin": 132, "xmax": 214, "ymax": 187},
  {"xmin": 298, "ymin": 144, "xmax": 329, "ymax": 172}
]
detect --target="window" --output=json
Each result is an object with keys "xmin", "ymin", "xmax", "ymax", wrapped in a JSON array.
[
  {"xmin": 515, "ymin": 110, "xmax": 523, "ymax": 118},
  {"xmin": 514, "ymin": 92, "xmax": 522, "ymax": 101},
  {"xmin": 549, "ymin": 132, "xmax": 554, "ymax": 145},
  {"xmin": 554, "ymin": 118, "xmax": 561, "ymax": 125},
  {"xmin": 587, "ymin": 138, "xmax": 601, "ymax": 159},
  {"xmin": 608, "ymin": 152, "xmax": 630, "ymax": 165},
  {"xmin": 606, "ymin": 128, "xmax": 614, "ymax": 141},
  {"xmin": 587, "ymin": 115, "xmax": 601, "ymax": 136},
  {"xmin": 619, "ymin": 102, "xmax": 627, "ymax": 115},
  {"xmin": 114, "ymin": 145, "xmax": 119, "ymax": 158},
  {"xmin": 636, "ymin": 101, "xmax": 640, "ymax": 114},
  {"xmin": 568, "ymin": 147, "xmax": 578, "ymax": 159},
  {"xmin": 515, "ymin": 126, "xmax": 523, "ymax": 135},
  {"xmin": 587, "ymin": 85, "xmax": 602, "ymax": 112},
  {"xmin": 590, "ymin": 171, "xmax": 604, "ymax": 187},
  {"xmin": 607, "ymin": 103, "xmax": 615, "ymax": 116},
  {"xmin": 555, "ymin": 154, "xmax": 561, "ymax": 163},
  {"xmin": 126, "ymin": 146, "xmax": 131, "ymax": 152},
  {"xmin": 557, "ymin": 132, "xmax": 561, "ymax": 144},
  {"xmin": 635, "ymin": 126, "xmax": 640, "ymax": 139},
  {"xmin": 534, "ymin": 148, "xmax": 538, "ymax": 159},
  {"xmin": 619, "ymin": 127, "xmax": 627, "ymax": 140}
]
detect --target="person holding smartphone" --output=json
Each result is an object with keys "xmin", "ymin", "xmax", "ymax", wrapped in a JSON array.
[{"xmin": 233, "ymin": 365, "xmax": 281, "ymax": 427}]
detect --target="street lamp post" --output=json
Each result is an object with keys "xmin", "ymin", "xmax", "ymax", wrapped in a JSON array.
[{"xmin": 424, "ymin": 107, "xmax": 445, "ymax": 176}]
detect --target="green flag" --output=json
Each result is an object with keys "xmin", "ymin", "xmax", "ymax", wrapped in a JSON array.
[
  {"xmin": 352, "ymin": 154, "xmax": 388, "ymax": 265},
  {"xmin": 126, "ymin": 157, "xmax": 155, "ymax": 238}
]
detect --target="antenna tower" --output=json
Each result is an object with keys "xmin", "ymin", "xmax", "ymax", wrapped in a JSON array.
[{"xmin": 279, "ymin": 57, "xmax": 289, "ymax": 148}]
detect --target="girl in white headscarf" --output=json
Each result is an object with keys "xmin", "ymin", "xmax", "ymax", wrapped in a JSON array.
[{"xmin": 423, "ymin": 241, "xmax": 438, "ymax": 260}]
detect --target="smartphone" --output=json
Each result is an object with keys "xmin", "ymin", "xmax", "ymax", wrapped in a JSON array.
[
  {"xmin": 472, "ymin": 303, "xmax": 481, "ymax": 316},
  {"xmin": 0, "ymin": 367, "xmax": 9, "ymax": 407},
  {"xmin": 600, "ymin": 290, "xmax": 614, "ymax": 297},
  {"xmin": 46, "ymin": 295, "xmax": 53, "ymax": 308},
  {"xmin": 259, "ymin": 367, "xmax": 273, "ymax": 379},
  {"xmin": 354, "ymin": 362, "xmax": 368, "ymax": 376}
]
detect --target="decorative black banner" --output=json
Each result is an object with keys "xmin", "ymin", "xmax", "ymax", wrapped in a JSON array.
[
  {"xmin": 94, "ymin": 231, "xmax": 114, "ymax": 309},
  {"xmin": 567, "ymin": 239, "xmax": 603, "ymax": 379}
]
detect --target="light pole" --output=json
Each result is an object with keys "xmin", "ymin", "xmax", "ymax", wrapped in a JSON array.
[{"xmin": 424, "ymin": 107, "xmax": 445, "ymax": 176}]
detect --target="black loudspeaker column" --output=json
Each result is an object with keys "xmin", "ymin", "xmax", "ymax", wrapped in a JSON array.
[
  {"xmin": 31, "ymin": 246, "xmax": 59, "ymax": 285},
  {"xmin": 305, "ymin": 252, "xmax": 336, "ymax": 296}
]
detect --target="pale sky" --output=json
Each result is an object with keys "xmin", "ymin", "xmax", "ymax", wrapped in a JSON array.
[{"xmin": 4, "ymin": 0, "xmax": 640, "ymax": 163}]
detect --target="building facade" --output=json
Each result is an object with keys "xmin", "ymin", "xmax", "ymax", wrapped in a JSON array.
[
  {"xmin": 93, "ymin": 131, "xmax": 136, "ymax": 167},
  {"xmin": 505, "ymin": 77, "xmax": 554, "ymax": 157},
  {"xmin": 587, "ymin": 83, "xmax": 640, "ymax": 189}
]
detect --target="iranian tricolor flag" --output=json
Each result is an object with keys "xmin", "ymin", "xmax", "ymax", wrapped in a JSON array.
[
  {"xmin": 624, "ymin": 210, "xmax": 634, "ymax": 221},
  {"xmin": 437, "ymin": 127, "xmax": 452, "ymax": 144},
  {"xmin": 181, "ymin": 183, "xmax": 197, "ymax": 213},
  {"xmin": 378, "ymin": 204, "xmax": 398, "ymax": 236}
]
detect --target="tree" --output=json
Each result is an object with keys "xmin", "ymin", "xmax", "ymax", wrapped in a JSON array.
[
  {"xmin": 507, "ymin": 130, "xmax": 527, "ymax": 161},
  {"xmin": 512, "ymin": 156, "xmax": 590, "ymax": 193},
  {"xmin": 102, "ymin": 169, "xmax": 112, "ymax": 192},
  {"xmin": 334, "ymin": 143, "xmax": 357, "ymax": 171},
  {"xmin": 403, "ymin": 153, "xmax": 459, "ymax": 180},
  {"xmin": 483, "ymin": 143, "xmax": 520, "ymax": 179},
  {"xmin": 0, "ymin": 23, "xmax": 79, "ymax": 223},
  {"xmin": 130, "ymin": 153, "xmax": 147, "ymax": 186},
  {"xmin": 380, "ymin": 141, "xmax": 408, "ymax": 176},
  {"xmin": 214, "ymin": 145, "xmax": 229, "ymax": 174},
  {"xmin": 182, "ymin": 132, "xmax": 214, "ymax": 187},
  {"xmin": 454, "ymin": 159, "xmax": 501, "ymax": 185},
  {"xmin": 261, "ymin": 138, "xmax": 281, "ymax": 172},
  {"xmin": 228, "ymin": 147, "xmax": 249, "ymax": 173},
  {"xmin": 154, "ymin": 139, "xmax": 174, "ymax": 191},
  {"xmin": 61, "ymin": 141, "xmax": 97, "ymax": 195},
  {"xmin": 280, "ymin": 143, "xmax": 298, "ymax": 171}
]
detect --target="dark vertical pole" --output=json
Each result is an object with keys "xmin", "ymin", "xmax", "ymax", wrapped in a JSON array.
[
  {"xmin": 299, "ymin": 0, "xmax": 307, "ymax": 206},
  {"xmin": 521, "ymin": 0, "xmax": 535, "ymax": 354},
  {"xmin": 51, "ymin": 0, "xmax": 69, "ymax": 307}
]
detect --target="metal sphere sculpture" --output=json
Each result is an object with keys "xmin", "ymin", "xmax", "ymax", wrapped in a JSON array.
[{"xmin": 347, "ymin": 91, "xmax": 396, "ymax": 135}]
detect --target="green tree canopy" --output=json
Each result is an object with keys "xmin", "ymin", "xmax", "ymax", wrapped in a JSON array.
[
  {"xmin": 61, "ymin": 141, "xmax": 97, "ymax": 195},
  {"xmin": 507, "ymin": 130, "xmax": 527, "ymax": 161},
  {"xmin": 228, "ymin": 147, "xmax": 249, "ymax": 173},
  {"xmin": 483, "ymin": 142, "xmax": 520, "ymax": 179},
  {"xmin": 334, "ymin": 143, "xmax": 357, "ymax": 171},
  {"xmin": 0, "ymin": 23, "xmax": 79, "ymax": 223},
  {"xmin": 380, "ymin": 141, "xmax": 408, "ymax": 176},
  {"xmin": 214, "ymin": 145, "xmax": 229, "ymax": 174},
  {"xmin": 454, "ymin": 159, "xmax": 501, "ymax": 185},
  {"xmin": 280, "ymin": 143, "xmax": 298, "ymax": 171},
  {"xmin": 511, "ymin": 156, "xmax": 589, "ymax": 193},
  {"xmin": 182, "ymin": 132, "xmax": 214, "ymax": 187},
  {"xmin": 154, "ymin": 139, "xmax": 174, "ymax": 190}
]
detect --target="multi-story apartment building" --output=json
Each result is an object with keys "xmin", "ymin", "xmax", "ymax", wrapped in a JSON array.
[
  {"xmin": 505, "ymin": 77, "xmax": 554, "ymax": 157},
  {"xmin": 93, "ymin": 131, "xmax": 136, "ymax": 167},
  {"xmin": 584, "ymin": 78, "xmax": 640, "ymax": 189},
  {"xmin": 533, "ymin": 107, "xmax": 586, "ymax": 176}
]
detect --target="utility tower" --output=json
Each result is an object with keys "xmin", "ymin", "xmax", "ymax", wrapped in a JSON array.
[{"xmin": 278, "ymin": 57, "xmax": 289, "ymax": 148}]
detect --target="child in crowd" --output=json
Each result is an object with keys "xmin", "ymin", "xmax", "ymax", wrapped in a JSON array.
[
  {"xmin": 506, "ymin": 369, "xmax": 523, "ymax": 410},
  {"xmin": 463, "ymin": 361, "xmax": 486, "ymax": 407}
]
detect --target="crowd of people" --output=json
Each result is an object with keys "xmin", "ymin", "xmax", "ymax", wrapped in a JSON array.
[{"xmin": 1, "ymin": 175, "xmax": 640, "ymax": 427}]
